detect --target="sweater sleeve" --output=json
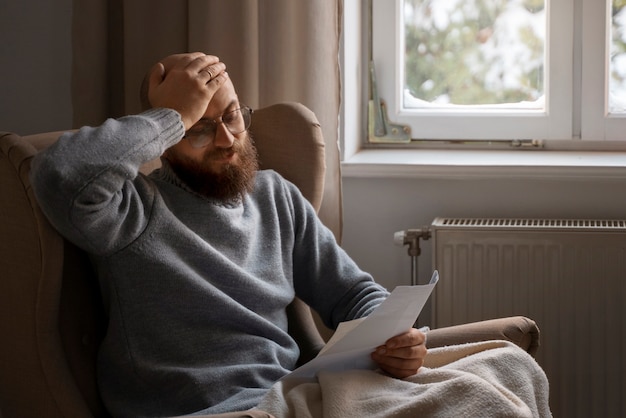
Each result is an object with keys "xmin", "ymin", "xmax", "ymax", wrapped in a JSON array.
[
  {"xmin": 30, "ymin": 108, "xmax": 184, "ymax": 256},
  {"xmin": 282, "ymin": 178, "xmax": 389, "ymax": 330}
]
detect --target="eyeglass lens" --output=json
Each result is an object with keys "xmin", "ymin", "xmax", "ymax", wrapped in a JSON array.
[{"xmin": 185, "ymin": 106, "xmax": 252, "ymax": 148}]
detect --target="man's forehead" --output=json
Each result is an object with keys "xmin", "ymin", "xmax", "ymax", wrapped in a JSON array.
[{"xmin": 205, "ymin": 79, "xmax": 239, "ymax": 117}]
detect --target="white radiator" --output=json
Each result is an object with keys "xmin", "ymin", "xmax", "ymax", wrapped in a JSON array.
[{"xmin": 430, "ymin": 217, "xmax": 626, "ymax": 418}]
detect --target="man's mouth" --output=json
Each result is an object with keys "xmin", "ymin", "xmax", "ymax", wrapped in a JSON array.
[{"xmin": 210, "ymin": 150, "xmax": 236, "ymax": 163}]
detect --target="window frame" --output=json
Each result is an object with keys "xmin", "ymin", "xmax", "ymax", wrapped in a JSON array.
[
  {"xmin": 581, "ymin": 0, "xmax": 626, "ymax": 141},
  {"xmin": 365, "ymin": 0, "xmax": 626, "ymax": 148}
]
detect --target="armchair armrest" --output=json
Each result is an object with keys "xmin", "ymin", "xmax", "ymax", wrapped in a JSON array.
[{"xmin": 426, "ymin": 316, "xmax": 540, "ymax": 356}]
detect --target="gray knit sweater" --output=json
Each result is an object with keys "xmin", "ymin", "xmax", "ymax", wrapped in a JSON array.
[{"xmin": 30, "ymin": 108, "xmax": 389, "ymax": 417}]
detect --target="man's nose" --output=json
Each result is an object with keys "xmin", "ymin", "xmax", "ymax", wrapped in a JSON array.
[{"xmin": 213, "ymin": 122, "xmax": 235, "ymax": 148}]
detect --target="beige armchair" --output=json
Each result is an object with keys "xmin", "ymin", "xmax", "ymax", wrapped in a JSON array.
[{"xmin": 0, "ymin": 102, "xmax": 540, "ymax": 418}]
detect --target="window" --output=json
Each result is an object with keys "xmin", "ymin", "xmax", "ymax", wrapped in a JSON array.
[{"xmin": 370, "ymin": 0, "xmax": 626, "ymax": 145}]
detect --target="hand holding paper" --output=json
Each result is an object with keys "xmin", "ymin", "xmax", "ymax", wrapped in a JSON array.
[
  {"xmin": 371, "ymin": 325, "xmax": 428, "ymax": 378},
  {"xmin": 285, "ymin": 271, "xmax": 439, "ymax": 379}
]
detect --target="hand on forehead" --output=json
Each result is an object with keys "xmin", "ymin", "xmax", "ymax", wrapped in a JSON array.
[
  {"xmin": 158, "ymin": 52, "xmax": 220, "ymax": 73},
  {"xmin": 146, "ymin": 52, "xmax": 230, "ymax": 130}
]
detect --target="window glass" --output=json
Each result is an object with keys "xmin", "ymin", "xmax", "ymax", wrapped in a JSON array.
[
  {"xmin": 403, "ymin": 0, "xmax": 545, "ymax": 109},
  {"xmin": 610, "ymin": 0, "xmax": 626, "ymax": 113}
]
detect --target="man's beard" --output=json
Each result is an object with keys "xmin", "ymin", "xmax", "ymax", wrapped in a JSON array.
[{"xmin": 165, "ymin": 132, "xmax": 259, "ymax": 203}]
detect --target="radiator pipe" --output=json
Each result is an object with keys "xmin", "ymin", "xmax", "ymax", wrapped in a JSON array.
[{"xmin": 394, "ymin": 228, "xmax": 432, "ymax": 286}]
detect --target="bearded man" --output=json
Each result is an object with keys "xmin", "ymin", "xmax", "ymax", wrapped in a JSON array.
[{"xmin": 30, "ymin": 53, "xmax": 427, "ymax": 417}]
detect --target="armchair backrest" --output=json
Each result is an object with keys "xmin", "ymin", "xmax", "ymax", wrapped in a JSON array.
[{"xmin": 0, "ymin": 102, "xmax": 327, "ymax": 417}]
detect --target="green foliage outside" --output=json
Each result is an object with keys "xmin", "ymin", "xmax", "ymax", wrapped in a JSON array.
[
  {"xmin": 404, "ymin": 0, "xmax": 626, "ymax": 107},
  {"xmin": 404, "ymin": 0, "xmax": 545, "ymax": 106},
  {"xmin": 612, "ymin": 1, "xmax": 626, "ymax": 95}
]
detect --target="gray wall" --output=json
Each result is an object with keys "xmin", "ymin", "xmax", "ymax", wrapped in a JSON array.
[
  {"xmin": 341, "ymin": 174, "xmax": 626, "ymax": 323},
  {"xmin": 1, "ymin": 0, "xmax": 73, "ymax": 135}
]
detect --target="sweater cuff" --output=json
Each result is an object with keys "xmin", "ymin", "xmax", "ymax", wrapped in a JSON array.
[{"xmin": 141, "ymin": 107, "xmax": 185, "ymax": 150}]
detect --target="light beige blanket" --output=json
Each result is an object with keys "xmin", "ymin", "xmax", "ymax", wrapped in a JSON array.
[{"xmin": 256, "ymin": 340, "xmax": 551, "ymax": 417}]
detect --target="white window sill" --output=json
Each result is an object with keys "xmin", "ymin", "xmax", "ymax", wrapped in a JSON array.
[{"xmin": 341, "ymin": 148, "xmax": 626, "ymax": 180}]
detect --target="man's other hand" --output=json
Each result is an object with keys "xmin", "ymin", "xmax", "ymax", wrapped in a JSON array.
[{"xmin": 371, "ymin": 327, "xmax": 427, "ymax": 379}]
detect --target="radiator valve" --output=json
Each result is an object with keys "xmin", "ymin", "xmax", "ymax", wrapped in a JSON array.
[
  {"xmin": 394, "ymin": 227, "xmax": 431, "ymax": 257},
  {"xmin": 394, "ymin": 227, "xmax": 432, "ymax": 286}
]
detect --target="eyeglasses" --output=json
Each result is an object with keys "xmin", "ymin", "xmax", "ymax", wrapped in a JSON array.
[{"xmin": 183, "ymin": 106, "xmax": 253, "ymax": 148}]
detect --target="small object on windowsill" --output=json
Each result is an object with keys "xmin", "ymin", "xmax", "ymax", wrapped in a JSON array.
[{"xmin": 368, "ymin": 62, "xmax": 411, "ymax": 143}]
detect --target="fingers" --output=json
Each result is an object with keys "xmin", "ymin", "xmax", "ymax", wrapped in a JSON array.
[
  {"xmin": 200, "ymin": 71, "xmax": 230, "ymax": 109},
  {"xmin": 373, "ymin": 355, "xmax": 425, "ymax": 379},
  {"xmin": 371, "ymin": 344, "xmax": 427, "ymax": 376},
  {"xmin": 371, "ymin": 328, "xmax": 428, "ymax": 379},
  {"xmin": 160, "ymin": 52, "xmax": 211, "ymax": 73},
  {"xmin": 199, "ymin": 62, "xmax": 227, "ymax": 84},
  {"xmin": 186, "ymin": 54, "xmax": 221, "ymax": 74},
  {"xmin": 146, "ymin": 52, "xmax": 228, "ymax": 130},
  {"xmin": 160, "ymin": 53, "xmax": 225, "ymax": 84},
  {"xmin": 178, "ymin": 54, "xmax": 227, "ymax": 86},
  {"xmin": 386, "ymin": 327, "xmax": 427, "ymax": 349},
  {"xmin": 148, "ymin": 62, "xmax": 166, "ymax": 89},
  {"xmin": 187, "ymin": 53, "xmax": 220, "ymax": 69}
]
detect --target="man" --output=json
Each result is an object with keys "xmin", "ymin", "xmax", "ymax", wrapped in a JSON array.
[{"xmin": 30, "ymin": 52, "xmax": 427, "ymax": 417}]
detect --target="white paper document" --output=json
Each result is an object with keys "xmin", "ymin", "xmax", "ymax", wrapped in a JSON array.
[{"xmin": 284, "ymin": 270, "xmax": 439, "ymax": 379}]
